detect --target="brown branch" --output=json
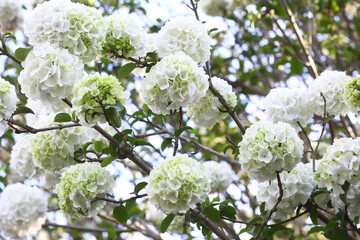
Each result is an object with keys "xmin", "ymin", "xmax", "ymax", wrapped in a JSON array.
[
  {"xmin": 97, "ymin": 193, "xmax": 147, "ymax": 205},
  {"xmin": 0, "ymin": 38, "xmax": 22, "ymax": 67},
  {"xmin": 7, "ymin": 118, "xmax": 81, "ymax": 134},
  {"xmin": 190, "ymin": 208, "xmax": 231, "ymax": 240},
  {"xmin": 255, "ymin": 171, "xmax": 283, "ymax": 240},
  {"xmin": 44, "ymin": 222, "xmax": 108, "ymax": 232}
]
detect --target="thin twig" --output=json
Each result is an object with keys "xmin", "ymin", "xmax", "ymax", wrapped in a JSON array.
[
  {"xmin": 97, "ymin": 193, "xmax": 147, "ymax": 205},
  {"xmin": 44, "ymin": 222, "xmax": 108, "ymax": 232},
  {"xmin": 0, "ymin": 38, "xmax": 22, "ymax": 66},
  {"xmin": 173, "ymin": 108, "xmax": 183, "ymax": 156},
  {"xmin": 255, "ymin": 172, "xmax": 283, "ymax": 240},
  {"xmin": 7, "ymin": 118, "xmax": 81, "ymax": 134},
  {"xmin": 313, "ymin": 93, "xmax": 328, "ymax": 172}
]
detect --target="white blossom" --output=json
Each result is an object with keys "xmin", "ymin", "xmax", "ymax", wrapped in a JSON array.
[
  {"xmin": 147, "ymin": 154, "xmax": 210, "ymax": 214},
  {"xmin": 308, "ymin": 70, "xmax": 351, "ymax": 116},
  {"xmin": 344, "ymin": 75, "xmax": 360, "ymax": 112},
  {"xmin": 188, "ymin": 77, "xmax": 236, "ymax": 128},
  {"xmin": 141, "ymin": 51, "xmax": 209, "ymax": 115},
  {"xmin": 200, "ymin": 0, "xmax": 234, "ymax": 16},
  {"xmin": 72, "ymin": 73, "xmax": 129, "ymax": 127},
  {"xmin": 0, "ymin": 183, "xmax": 48, "ymax": 240},
  {"xmin": 103, "ymin": 14, "xmax": 146, "ymax": 61},
  {"xmin": 25, "ymin": 0, "xmax": 107, "ymax": 63},
  {"xmin": 238, "ymin": 120, "xmax": 304, "ymax": 182},
  {"xmin": 0, "ymin": 0, "xmax": 24, "ymax": 32},
  {"xmin": 55, "ymin": 162, "xmax": 115, "ymax": 218},
  {"xmin": 18, "ymin": 43, "xmax": 83, "ymax": 106},
  {"xmin": 264, "ymin": 87, "xmax": 313, "ymax": 131},
  {"xmin": 156, "ymin": 16, "xmax": 211, "ymax": 63},
  {"xmin": 0, "ymin": 77, "xmax": 18, "ymax": 137},
  {"xmin": 202, "ymin": 161, "xmax": 233, "ymax": 193},
  {"xmin": 257, "ymin": 162, "xmax": 316, "ymax": 219}
]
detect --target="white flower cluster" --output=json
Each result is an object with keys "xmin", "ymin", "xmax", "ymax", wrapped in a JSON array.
[
  {"xmin": 257, "ymin": 162, "xmax": 316, "ymax": 219},
  {"xmin": 238, "ymin": 120, "xmax": 304, "ymax": 182},
  {"xmin": 156, "ymin": 16, "xmax": 211, "ymax": 63},
  {"xmin": 188, "ymin": 77, "xmax": 236, "ymax": 128},
  {"xmin": 18, "ymin": 43, "xmax": 84, "ymax": 106},
  {"xmin": 142, "ymin": 52, "xmax": 209, "ymax": 115},
  {"xmin": 72, "ymin": 73, "xmax": 129, "ymax": 127},
  {"xmin": 0, "ymin": 183, "xmax": 48, "ymax": 240},
  {"xmin": 0, "ymin": 0, "xmax": 24, "ymax": 32},
  {"xmin": 30, "ymin": 115, "xmax": 84, "ymax": 172},
  {"xmin": 308, "ymin": 70, "xmax": 351, "ymax": 116},
  {"xmin": 344, "ymin": 76, "xmax": 360, "ymax": 112},
  {"xmin": 202, "ymin": 161, "xmax": 233, "ymax": 193},
  {"xmin": 0, "ymin": 77, "xmax": 18, "ymax": 137},
  {"xmin": 147, "ymin": 154, "xmax": 210, "ymax": 213},
  {"xmin": 315, "ymin": 138, "xmax": 360, "ymax": 201},
  {"xmin": 103, "ymin": 14, "xmax": 146, "ymax": 61},
  {"xmin": 25, "ymin": 0, "xmax": 106, "ymax": 63},
  {"xmin": 56, "ymin": 162, "xmax": 115, "ymax": 218},
  {"xmin": 200, "ymin": 0, "xmax": 234, "ymax": 16},
  {"xmin": 264, "ymin": 87, "xmax": 313, "ymax": 131}
]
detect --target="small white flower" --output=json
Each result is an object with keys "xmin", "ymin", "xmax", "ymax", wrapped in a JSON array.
[
  {"xmin": 156, "ymin": 15, "xmax": 211, "ymax": 63},
  {"xmin": 0, "ymin": 77, "xmax": 18, "ymax": 137},
  {"xmin": 238, "ymin": 120, "xmax": 304, "ymax": 182},
  {"xmin": 0, "ymin": 183, "xmax": 48, "ymax": 239},
  {"xmin": 0, "ymin": 0, "xmax": 24, "ymax": 32},
  {"xmin": 141, "ymin": 51, "xmax": 209, "ymax": 115},
  {"xmin": 202, "ymin": 161, "xmax": 233, "ymax": 193},
  {"xmin": 147, "ymin": 154, "xmax": 210, "ymax": 213}
]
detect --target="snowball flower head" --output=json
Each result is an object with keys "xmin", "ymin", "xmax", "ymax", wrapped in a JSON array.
[
  {"xmin": 264, "ymin": 87, "xmax": 313, "ymax": 131},
  {"xmin": 72, "ymin": 73, "xmax": 128, "ymax": 127},
  {"xmin": 0, "ymin": 77, "xmax": 18, "ymax": 137},
  {"xmin": 18, "ymin": 43, "xmax": 83, "ymax": 106},
  {"xmin": 30, "ymin": 115, "xmax": 84, "ymax": 172},
  {"xmin": 344, "ymin": 76, "xmax": 360, "ymax": 112},
  {"xmin": 238, "ymin": 120, "xmax": 304, "ymax": 182},
  {"xmin": 0, "ymin": 183, "xmax": 48, "ymax": 239},
  {"xmin": 156, "ymin": 16, "xmax": 211, "ymax": 63},
  {"xmin": 0, "ymin": 0, "xmax": 24, "ymax": 32},
  {"xmin": 147, "ymin": 154, "xmax": 210, "ymax": 213},
  {"xmin": 315, "ymin": 137, "xmax": 360, "ymax": 198},
  {"xmin": 103, "ymin": 14, "xmax": 146, "ymax": 61},
  {"xmin": 25, "ymin": 0, "xmax": 106, "ymax": 63},
  {"xmin": 200, "ymin": 0, "xmax": 234, "ymax": 16},
  {"xmin": 257, "ymin": 162, "xmax": 316, "ymax": 219},
  {"xmin": 188, "ymin": 77, "xmax": 236, "ymax": 128},
  {"xmin": 56, "ymin": 162, "xmax": 115, "ymax": 218},
  {"xmin": 203, "ymin": 161, "xmax": 233, "ymax": 193},
  {"xmin": 308, "ymin": 70, "xmax": 351, "ymax": 116},
  {"xmin": 142, "ymin": 51, "xmax": 209, "ymax": 115}
]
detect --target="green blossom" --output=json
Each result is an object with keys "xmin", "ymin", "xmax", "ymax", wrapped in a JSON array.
[{"xmin": 345, "ymin": 76, "xmax": 360, "ymax": 111}]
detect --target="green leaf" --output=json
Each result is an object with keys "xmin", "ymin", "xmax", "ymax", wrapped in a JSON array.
[
  {"xmin": 161, "ymin": 138, "xmax": 173, "ymax": 151},
  {"xmin": 105, "ymin": 107, "xmax": 121, "ymax": 128},
  {"xmin": 101, "ymin": 156, "xmax": 115, "ymax": 167},
  {"xmin": 134, "ymin": 139, "xmax": 155, "ymax": 148},
  {"xmin": 174, "ymin": 126, "xmax": 193, "ymax": 138},
  {"xmin": 308, "ymin": 226, "xmax": 325, "ymax": 235},
  {"xmin": 310, "ymin": 208, "xmax": 319, "ymax": 225},
  {"xmin": 336, "ymin": 209, "xmax": 346, "ymax": 226},
  {"xmin": 201, "ymin": 224, "xmax": 211, "ymax": 237},
  {"xmin": 12, "ymin": 106, "xmax": 34, "ymax": 116},
  {"xmin": 125, "ymin": 199, "xmax": 136, "ymax": 212},
  {"xmin": 160, "ymin": 214, "xmax": 175, "ymax": 233},
  {"xmin": 106, "ymin": 227, "xmax": 116, "ymax": 240},
  {"xmin": 326, "ymin": 114, "xmax": 336, "ymax": 122},
  {"xmin": 290, "ymin": 58, "xmax": 303, "ymax": 75},
  {"xmin": 54, "ymin": 113, "xmax": 72, "ymax": 122},
  {"xmin": 260, "ymin": 202, "xmax": 266, "ymax": 215},
  {"xmin": 94, "ymin": 141, "xmax": 104, "ymax": 153},
  {"xmin": 134, "ymin": 182, "xmax": 148, "ymax": 194},
  {"xmin": 118, "ymin": 63, "xmax": 136, "ymax": 79},
  {"xmin": 204, "ymin": 206, "xmax": 221, "ymax": 224},
  {"xmin": 113, "ymin": 206, "xmax": 129, "ymax": 224},
  {"xmin": 219, "ymin": 205, "xmax": 236, "ymax": 220},
  {"xmin": 15, "ymin": 46, "xmax": 33, "ymax": 61}
]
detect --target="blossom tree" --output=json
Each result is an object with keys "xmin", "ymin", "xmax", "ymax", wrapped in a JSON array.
[{"xmin": 1, "ymin": 0, "xmax": 360, "ymax": 239}]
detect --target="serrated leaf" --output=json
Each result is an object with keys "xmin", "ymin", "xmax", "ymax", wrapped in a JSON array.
[
  {"xmin": 101, "ymin": 156, "xmax": 115, "ymax": 167},
  {"xmin": 94, "ymin": 141, "xmax": 104, "ymax": 153},
  {"xmin": 118, "ymin": 63, "xmax": 136, "ymax": 79},
  {"xmin": 12, "ymin": 106, "xmax": 34, "ymax": 116},
  {"xmin": 15, "ymin": 46, "xmax": 33, "ymax": 61},
  {"xmin": 54, "ymin": 113, "xmax": 72, "ymax": 122},
  {"xmin": 204, "ymin": 206, "xmax": 221, "ymax": 224},
  {"xmin": 161, "ymin": 138, "xmax": 173, "ymax": 151},
  {"xmin": 310, "ymin": 208, "xmax": 319, "ymax": 225},
  {"xmin": 113, "ymin": 206, "xmax": 128, "ymax": 224},
  {"xmin": 134, "ymin": 182, "xmax": 148, "ymax": 194},
  {"xmin": 160, "ymin": 214, "xmax": 175, "ymax": 233},
  {"xmin": 174, "ymin": 126, "xmax": 193, "ymax": 138}
]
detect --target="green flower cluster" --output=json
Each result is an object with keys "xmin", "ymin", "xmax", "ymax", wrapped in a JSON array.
[
  {"xmin": 72, "ymin": 73, "xmax": 128, "ymax": 126},
  {"xmin": 147, "ymin": 154, "xmax": 210, "ymax": 213},
  {"xmin": 345, "ymin": 76, "xmax": 360, "ymax": 111},
  {"xmin": 56, "ymin": 162, "xmax": 115, "ymax": 218}
]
